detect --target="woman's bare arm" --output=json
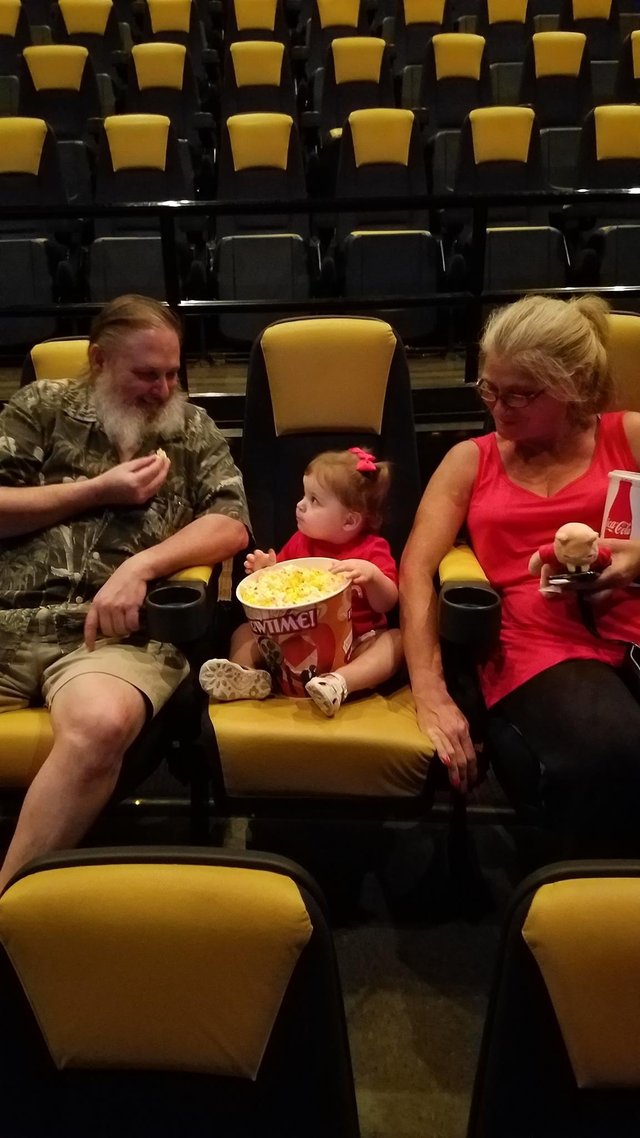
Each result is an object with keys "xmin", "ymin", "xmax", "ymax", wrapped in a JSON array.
[{"xmin": 400, "ymin": 440, "xmax": 480, "ymax": 791}]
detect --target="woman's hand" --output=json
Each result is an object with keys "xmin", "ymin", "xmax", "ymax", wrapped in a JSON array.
[
  {"xmin": 414, "ymin": 687, "xmax": 478, "ymax": 794},
  {"xmin": 244, "ymin": 548, "xmax": 276, "ymax": 574},
  {"xmin": 591, "ymin": 538, "xmax": 640, "ymax": 591}
]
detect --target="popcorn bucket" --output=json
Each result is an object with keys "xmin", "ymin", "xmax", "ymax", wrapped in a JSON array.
[{"xmin": 237, "ymin": 557, "xmax": 353, "ymax": 697}]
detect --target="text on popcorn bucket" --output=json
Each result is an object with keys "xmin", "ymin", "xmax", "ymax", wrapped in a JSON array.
[{"xmin": 249, "ymin": 611, "xmax": 319, "ymax": 635}]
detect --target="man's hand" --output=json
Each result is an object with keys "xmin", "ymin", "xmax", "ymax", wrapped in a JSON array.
[
  {"xmin": 84, "ymin": 560, "xmax": 149, "ymax": 649},
  {"xmin": 92, "ymin": 454, "xmax": 170, "ymax": 508},
  {"xmin": 414, "ymin": 687, "xmax": 478, "ymax": 794},
  {"xmin": 245, "ymin": 548, "xmax": 276, "ymax": 573}
]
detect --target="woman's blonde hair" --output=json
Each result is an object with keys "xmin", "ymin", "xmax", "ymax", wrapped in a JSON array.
[
  {"xmin": 306, "ymin": 448, "xmax": 391, "ymax": 533},
  {"xmin": 479, "ymin": 294, "xmax": 613, "ymax": 424},
  {"xmin": 87, "ymin": 294, "xmax": 182, "ymax": 379}
]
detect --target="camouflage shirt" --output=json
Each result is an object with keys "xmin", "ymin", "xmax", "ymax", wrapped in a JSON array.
[{"xmin": 0, "ymin": 380, "xmax": 249, "ymax": 634}]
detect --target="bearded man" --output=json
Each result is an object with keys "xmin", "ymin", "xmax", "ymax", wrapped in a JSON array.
[{"xmin": 0, "ymin": 295, "xmax": 249, "ymax": 890}]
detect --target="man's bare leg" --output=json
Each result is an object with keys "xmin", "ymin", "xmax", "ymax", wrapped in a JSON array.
[{"xmin": 0, "ymin": 674, "xmax": 147, "ymax": 893}]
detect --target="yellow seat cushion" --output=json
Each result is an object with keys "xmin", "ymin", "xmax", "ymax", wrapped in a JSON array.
[
  {"xmin": 0, "ymin": 566, "xmax": 211, "ymax": 790},
  {"xmin": 210, "ymin": 684, "xmax": 434, "ymax": 797},
  {"xmin": 0, "ymin": 864, "xmax": 312, "ymax": 1078},
  {"xmin": 0, "ymin": 709, "xmax": 53, "ymax": 787}
]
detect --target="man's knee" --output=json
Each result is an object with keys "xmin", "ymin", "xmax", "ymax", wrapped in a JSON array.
[{"xmin": 51, "ymin": 684, "xmax": 147, "ymax": 772}]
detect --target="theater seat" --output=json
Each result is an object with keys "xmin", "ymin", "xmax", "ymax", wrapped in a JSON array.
[
  {"xmin": 0, "ymin": 0, "xmax": 33, "ymax": 83},
  {"xmin": 224, "ymin": 0, "xmax": 290, "ymax": 44},
  {"xmin": 330, "ymin": 108, "xmax": 443, "ymax": 342},
  {"xmin": 52, "ymin": 0, "xmax": 128, "ymax": 93},
  {"xmin": 0, "ymin": 117, "xmax": 73, "ymax": 345},
  {"xmin": 476, "ymin": 0, "xmax": 534, "ymax": 63},
  {"xmin": 0, "ymin": 348, "xmax": 213, "ymax": 825},
  {"xmin": 518, "ymin": 31, "xmax": 593, "ymax": 126},
  {"xmin": 305, "ymin": 36, "xmax": 395, "ymax": 195},
  {"xmin": 301, "ymin": 0, "xmax": 369, "ymax": 82},
  {"xmin": 559, "ymin": 0, "xmax": 621, "ymax": 60},
  {"xmin": 392, "ymin": 0, "xmax": 454, "ymax": 79},
  {"xmin": 213, "ymin": 112, "xmax": 317, "ymax": 343},
  {"xmin": 315, "ymin": 35, "xmax": 395, "ymax": 141},
  {"xmin": 200, "ymin": 315, "xmax": 437, "ymax": 812},
  {"xmin": 572, "ymin": 104, "xmax": 640, "ymax": 291},
  {"xmin": 89, "ymin": 113, "xmax": 203, "ymax": 301},
  {"xmin": 20, "ymin": 336, "xmax": 90, "ymax": 385},
  {"xmin": 220, "ymin": 39, "xmax": 297, "ymax": 118},
  {"xmin": 19, "ymin": 45, "xmax": 103, "ymax": 141},
  {"xmin": 123, "ymin": 43, "xmax": 215, "ymax": 163},
  {"xmin": 468, "ymin": 861, "xmax": 640, "ymax": 1138},
  {"xmin": 139, "ymin": 0, "xmax": 217, "ymax": 87},
  {"xmin": 421, "ymin": 33, "xmax": 492, "ymax": 135},
  {"xmin": 613, "ymin": 29, "xmax": 640, "ymax": 101},
  {"xmin": 0, "ymin": 847, "xmax": 360, "ymax": 1138},
  {"xmin": 450, "ymin": 106, "xmax": 570, "ymax": 291}
]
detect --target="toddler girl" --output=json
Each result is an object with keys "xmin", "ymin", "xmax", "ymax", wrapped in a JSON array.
[{"xmin": 199, "ymin": 446, "xmax": 403, "ymax": 716}]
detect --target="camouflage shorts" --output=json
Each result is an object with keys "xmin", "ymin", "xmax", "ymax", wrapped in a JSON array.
[{"xmin": 0, "ymin": 608, "xmax": 189, "ymax": 716}]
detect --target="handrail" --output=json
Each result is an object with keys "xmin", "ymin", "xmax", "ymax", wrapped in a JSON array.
[
  {"xmin": 3, "ymin": 184, "xmax": 640, "ymax": 380},
  {"xmin": 2, "ymin": 185, "xmax": 640, "ymax": 217}
]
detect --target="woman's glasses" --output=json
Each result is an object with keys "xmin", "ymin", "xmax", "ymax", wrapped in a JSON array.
[{"xmin": 475, "ymin": 380, "xmax": 544, "ymax": 410}]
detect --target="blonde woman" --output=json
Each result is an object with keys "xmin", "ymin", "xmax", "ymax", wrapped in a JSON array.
[{"xmin": 400, "ymin": 294, "xmax": 640, "ymax": 856}]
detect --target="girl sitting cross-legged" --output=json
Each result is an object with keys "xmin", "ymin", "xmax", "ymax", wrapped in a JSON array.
[{"xmin": 199, "ymin": 446, "xmax": 403, "ymax": 717}]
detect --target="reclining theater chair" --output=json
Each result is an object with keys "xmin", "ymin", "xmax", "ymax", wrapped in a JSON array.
[
  {"xmin": 421, "ymin": 33, "xmax": 493, "ymax": 135},
  {"xmin": 220, "ymin": 39, "xmax": 297, "ymax": 118},
  {"xmin": 467, "ymin": 860, "xmax": 640, "ymax": 1138},
  {"xmin": 213, "ymin": 112, "xmax": 316, "ymax": 344},
  {"xmin": 448, "ymin": 311, "xmax": 637, "ymax": 846},
  {"xmin": 89, "ymin": 112, "xmax": 201, "ymax": 301},
  {"xmin": 0, "ymin": 847, "xmax": 360, "ymax": 1138},
  {"xmin": 451, "ymin": 105, "xmax": 570, "ymax": 292},
  {"xmin": 201, "ymin": 315, "xmax": 438, "ymax": 818},
  {"xmin": 573, "ymin": 103, "xmax": 640, "ymax": 292},
  {"xmin": 331, "ymin": 108, "xmax": 444, "ymax": 343},
  {"xmin": 19, "ymin": 45, "xmax": 103, "ymax": 142},
  {"xmin": 0, "ymin": 338, "xmax": 213, "ymax": 834},
  {"xmin": 0, "ymin": 116, "xmax": 72, "ymax": 346}
]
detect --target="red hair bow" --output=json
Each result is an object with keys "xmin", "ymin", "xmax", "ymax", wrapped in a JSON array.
[{"xmin": 349, "ymin": 446, "xmax": 377, "ymax": 473}]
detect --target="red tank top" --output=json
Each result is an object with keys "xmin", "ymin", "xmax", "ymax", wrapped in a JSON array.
[{"xmin": 467, "ymin": 412, "xmax": 640, "ymax": 707}]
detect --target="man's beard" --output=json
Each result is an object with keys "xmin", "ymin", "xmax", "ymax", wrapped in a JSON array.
[{"xmin": 93, "ymin": 375, "xmax": 188, "ymax": 460}]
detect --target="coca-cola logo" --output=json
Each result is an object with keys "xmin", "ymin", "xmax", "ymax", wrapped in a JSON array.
[{"xmin": 605, "ymin": 519, "xmax": 632, "ymax": 537}]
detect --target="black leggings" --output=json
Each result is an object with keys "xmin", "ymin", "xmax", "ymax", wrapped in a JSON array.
[{"xmin": 489, "ymin": 658, "xmax": 640, "ymax": 858}]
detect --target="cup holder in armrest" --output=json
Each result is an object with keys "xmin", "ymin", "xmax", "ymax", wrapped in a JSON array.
[
  {"xmin": 144, "ymin": 581, "xmax": 207, "ymax": 644},
  {"xmin": 438, "ymin": 581, "xmax": 501, "ymax": 648}
]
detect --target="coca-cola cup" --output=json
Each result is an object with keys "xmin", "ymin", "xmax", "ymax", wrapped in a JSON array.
[{"xmin": 601, "ymin": 470, "xmax": 640, "ymax": 541}]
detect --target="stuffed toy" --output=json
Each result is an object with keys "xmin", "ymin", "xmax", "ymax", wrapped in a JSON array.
[{"xmin": 529, "ymin": 522, "xmax": 612, "ymax": 592}]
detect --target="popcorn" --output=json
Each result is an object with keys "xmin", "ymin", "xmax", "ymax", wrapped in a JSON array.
[
  {"xmin": 156, "ymin": 448, "xmax": 168, "ymax": 460},
  {"xmin": 239, "ymin": 563, "xmax": 347, "ymax": 608}
]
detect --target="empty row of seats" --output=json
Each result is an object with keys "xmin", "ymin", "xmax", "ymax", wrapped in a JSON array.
[
  {"xmin": 3, "ymin": 30, "xmax": 640, "ymax": 160},
  {"xmin": 0, "ymin": 103, "xmax": 638, "ymax": 350},
  {"xmin": 2, "ymin": 0, "xmax": 639, "ymax": 86}
]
